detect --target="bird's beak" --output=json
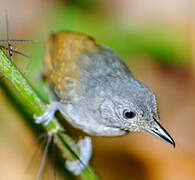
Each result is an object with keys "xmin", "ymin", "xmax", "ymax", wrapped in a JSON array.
[{"xmin": 144, "ymin": 118, "xmax": 175, "ymax": 147}]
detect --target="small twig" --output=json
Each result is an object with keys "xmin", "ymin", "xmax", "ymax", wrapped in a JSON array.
[{"xmin": 0, "ymin": 49, "xmax": 100, "ymax": 180}]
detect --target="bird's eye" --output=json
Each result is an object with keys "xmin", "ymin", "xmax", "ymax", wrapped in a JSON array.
[{"xmin": 123, "ymin": 110, "xmax": 136, "ymax": 119}]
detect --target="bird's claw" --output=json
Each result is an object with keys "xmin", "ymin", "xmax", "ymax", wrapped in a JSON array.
[
  {"xmin": 66, "ymin": 136, "xmax": 92, "ymax": 175},
  {"xmin": 34, "ymin": 102, "xmax": 59, "ymax": 126}
]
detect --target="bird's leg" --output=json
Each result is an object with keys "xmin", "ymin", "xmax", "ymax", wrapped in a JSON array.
[
  {"xmin": 34, "ymin": 102, "xmax": 93, "ymax": 175},
  {"xmin": 34, "ymin": 101, "xmax": 59, "ymax": 125},
  {"xmin": 66, "ymin": 136, "xmax": 92, "ymax": 175}
]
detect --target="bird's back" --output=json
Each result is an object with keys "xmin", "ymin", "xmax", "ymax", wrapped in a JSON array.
[{"xmin": 43, "ymin": 31, "xmax": 133, "ymax": 101}]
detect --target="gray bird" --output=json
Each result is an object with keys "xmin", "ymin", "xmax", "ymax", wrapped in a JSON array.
[{"xmin": 35, "ymin": 31, "xmax": 175, "ymax": 175}]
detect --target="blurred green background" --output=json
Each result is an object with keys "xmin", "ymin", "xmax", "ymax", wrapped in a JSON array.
[{"xmin": 0, "ymin": 0, "xmax": 195, "ymax": 179}]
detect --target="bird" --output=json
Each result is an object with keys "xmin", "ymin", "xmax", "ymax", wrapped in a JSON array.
[{"xmin": 35, "ymin": 31, "xmax": 175, "ymax": 175}]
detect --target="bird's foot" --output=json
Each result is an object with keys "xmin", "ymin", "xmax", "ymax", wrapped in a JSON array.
[
  {"xmin": 34, "ymin": 101, "xmax": 59, "ymax": 126},
  {"xmin": 66, "ymin": 136, "xmax": 92, "ymax": 175}
]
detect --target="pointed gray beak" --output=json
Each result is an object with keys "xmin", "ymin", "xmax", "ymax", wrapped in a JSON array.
[{"xmin": 144, "ymin": 118, "xmax": 175, "ymax": 148}]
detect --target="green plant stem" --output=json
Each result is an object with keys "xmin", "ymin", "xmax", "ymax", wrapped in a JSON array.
[{"xmin": 0, "ymin": 49, "xmax": 100, "ymax": 180}]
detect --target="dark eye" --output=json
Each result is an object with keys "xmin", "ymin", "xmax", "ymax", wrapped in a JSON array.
[{"xmin": 123, "ymin": 110, "xmax": 136, "ymax": 119}]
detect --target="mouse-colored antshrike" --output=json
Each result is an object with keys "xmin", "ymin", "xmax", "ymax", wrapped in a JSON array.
[{"xmin": 35, "ymin": 31, "xmax": 175, "ymax": 175}]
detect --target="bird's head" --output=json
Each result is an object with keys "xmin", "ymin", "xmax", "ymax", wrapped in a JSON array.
[{"xmin": 100, "ymin": 77, "xmax": 175, "ymax": 147}]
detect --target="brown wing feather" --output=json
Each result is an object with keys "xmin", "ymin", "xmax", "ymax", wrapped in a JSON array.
[{"xmin": 44, "ymin": 31, "xmax": 98, "ymax": 98}]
